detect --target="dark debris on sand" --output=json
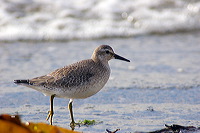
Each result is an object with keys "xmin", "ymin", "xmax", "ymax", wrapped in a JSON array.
[
  {"xmin": 135, "ymin": 124, "xmax": 200, "ymax": 133},
  {"xmin": 106, "ymin": 124, "xmax": 200, "ymax": 133}
]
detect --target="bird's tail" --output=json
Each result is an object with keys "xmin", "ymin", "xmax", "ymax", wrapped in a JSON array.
[{"xmin": 14, "ymin": 79, "xmax": 31, "ymax": 85}]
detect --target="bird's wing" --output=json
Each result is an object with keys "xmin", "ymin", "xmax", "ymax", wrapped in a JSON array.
[{"xmin": 30, "ymin": 59, "xmax": 95, "ymax": 88}]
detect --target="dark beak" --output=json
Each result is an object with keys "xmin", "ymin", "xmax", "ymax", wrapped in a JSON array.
[{"xmin": 114, "ymin": 54, "xmax": 130, "ymax": 62}]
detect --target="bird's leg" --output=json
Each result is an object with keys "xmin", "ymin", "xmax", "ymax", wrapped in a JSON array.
[
  {"xmin": 68, "ymin": 99, "xmax": 77, "ymax": 130},
  {"xmin": 46, "ymin": 94, "xmax": 55, "ymax": 125}
]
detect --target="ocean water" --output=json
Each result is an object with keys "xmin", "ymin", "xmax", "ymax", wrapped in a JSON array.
[{"xmin": 0, "ymin": 0, "xmax": 200, "ymax": 41}]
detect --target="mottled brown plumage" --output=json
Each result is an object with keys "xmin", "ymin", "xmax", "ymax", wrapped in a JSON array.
[{"xmin": 26, "ymin": 59, "xmax": 110, "ymax": 99}]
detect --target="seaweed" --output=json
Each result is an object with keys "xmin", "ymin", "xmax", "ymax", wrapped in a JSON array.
[{"xmin": 78, "ymin": 119, "xmax": 103, "ymax": 126}]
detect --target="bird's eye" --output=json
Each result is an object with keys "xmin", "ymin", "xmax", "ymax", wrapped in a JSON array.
[{"xmin": 105, "ymin": 50, "xmax": 109, "ymax": 54}]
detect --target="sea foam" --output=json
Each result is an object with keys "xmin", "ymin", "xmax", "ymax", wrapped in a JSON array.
[{"xmin": 0, "ymin": 0, "xmax": 200, "ymax": 41}]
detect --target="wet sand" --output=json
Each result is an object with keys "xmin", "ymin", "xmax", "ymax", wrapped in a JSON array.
[{"xmin": 0, "ymin": 32, "xmax": 200, "ymax": 132}]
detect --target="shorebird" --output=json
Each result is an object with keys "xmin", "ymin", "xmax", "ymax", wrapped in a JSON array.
[{"xmin": 14, "ymin": 45, "xmax": 130, "ymax": 129}]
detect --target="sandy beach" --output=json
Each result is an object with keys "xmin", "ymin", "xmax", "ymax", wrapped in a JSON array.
[{"xmin": 0, "ymin": 32, "xmax": 200, "ymax": 132}]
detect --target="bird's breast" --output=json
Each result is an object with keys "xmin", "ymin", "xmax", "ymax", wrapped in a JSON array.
[{"xmin": 57, "ymin": 65, "xmax": 110, "ymax": 99}]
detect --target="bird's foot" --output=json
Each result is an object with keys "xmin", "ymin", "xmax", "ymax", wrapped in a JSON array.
[
  {"xmin": 70, "ymin": 121, "xmax": 80, "ymax": 130},
  {"xmin": 46, "ymin": 110, "xmax": 53, "ymax": 125}
]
